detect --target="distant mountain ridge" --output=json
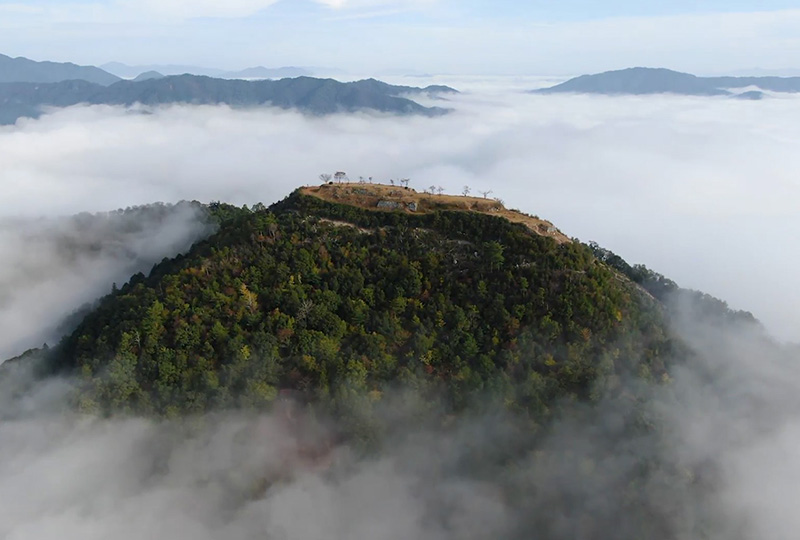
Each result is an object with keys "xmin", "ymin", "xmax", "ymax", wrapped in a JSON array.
[
  {"xmin": 102, "ymin": 62, "xmax": 225, "ymax": 78},
  {"xmin": 102, "ymin": 62, "xmax": 317, "ymax": 80},
  {"xmin": 535, "ymin": 67, "xmax": 800, "ymax": 96},
  {"xmin": 0, "ymin": 75, "xmax": 457, "ymax": 124},
  {"xmin": 0, "ymin": 53, "xmax": 120, "ymax": 86}
]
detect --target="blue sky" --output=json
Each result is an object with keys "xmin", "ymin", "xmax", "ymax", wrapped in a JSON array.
[
  {"xmin": 488, "ymin": 0, "xmax": 800, "ymax": 19},
  {"xmin": 1, "ymin": 0, "xmax": 799, "ymax": 74}
]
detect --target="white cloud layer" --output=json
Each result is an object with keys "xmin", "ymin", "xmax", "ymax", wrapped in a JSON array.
[{"xmin": 1, "ymin": 83, "xmax": 797, "ymax": 342}]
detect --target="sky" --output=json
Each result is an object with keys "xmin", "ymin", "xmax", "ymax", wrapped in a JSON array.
[{"xmin": 2, "ymin": 0, "xmax": 800, "ymax": 74}]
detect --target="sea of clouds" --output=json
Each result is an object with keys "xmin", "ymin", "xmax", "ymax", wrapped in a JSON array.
[{"xmin": 1, "ymin": 80, "xmax": 799, "ymax": 539}]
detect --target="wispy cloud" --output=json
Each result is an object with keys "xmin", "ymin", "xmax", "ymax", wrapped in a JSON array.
[
  {"xmin": 313, "ymin": 0, "xmax": 438, "ymax": 10},
  {"xmin": 116, "ymin": 0, "xmax": 282, "ymax": 20},
  {"xmin": 0, "ymin": 0, "xmax": 282, "ymax": 26},
  {"xmin": 322, "ymin": 8, "xmax": 406, "ymax": 21}
]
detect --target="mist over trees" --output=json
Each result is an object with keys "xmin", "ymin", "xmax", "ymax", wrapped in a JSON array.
[{"xmin": 0, "ymin": 202, "xmax": 214, "ymax": 360}]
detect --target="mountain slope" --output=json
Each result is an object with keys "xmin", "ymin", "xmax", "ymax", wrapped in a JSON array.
[
  {"xmin": 0, "ymin": 53, "xmax": 121, "ymax": 85},
  {"xmin": 0, "ymin": 75, "xmax": 454, "ymax": 124},
  {"xmin": 535, "ymin": 67, "xmax": 800, "ymax": 96}
]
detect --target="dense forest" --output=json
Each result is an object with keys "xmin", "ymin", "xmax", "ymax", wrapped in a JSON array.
[{"xmin": 33, "ymin": 191, "xmax": 679, "ymax": 425}]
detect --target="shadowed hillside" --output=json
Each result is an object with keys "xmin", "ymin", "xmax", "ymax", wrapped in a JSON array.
[{"xmin": 0, "ymin": 75, "xmax": 456, "ymax": 124}]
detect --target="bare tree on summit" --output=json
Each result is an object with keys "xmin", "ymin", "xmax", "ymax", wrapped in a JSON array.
[
  {"xmin": 480, "ymin": 190, "xmax": 493, "ymax": 199},
  {"xmin": 462, "ymin": 186, "xmax": 471, "ymax": 197},
  {"xmin": 320, "ymin": 173, "xmax": 332, "ymax": 184}
]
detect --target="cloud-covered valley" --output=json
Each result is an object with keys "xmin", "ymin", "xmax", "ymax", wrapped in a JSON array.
[{"xmin": 2, "ymin": 83, "xmax": 798, "ymax": 343}]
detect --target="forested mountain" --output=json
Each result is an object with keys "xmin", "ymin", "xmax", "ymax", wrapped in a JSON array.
[
  {"xmin": 0, "ymin": 75, "xmax": 455, "ymax": 124},
  {"xmin": 18, "ymin": 183, "xmax": 760, "ymax": 425},
  {"xmin": 22, "ymin": 185, "xmax": 672, "ymax": 422},
  {"xmin": 0, "ymin": 53, "xmax": 121, "ymax": 85},
  {"xmin": 4, "ymin": 184, "xmax": 771, "ymax": 537},
  {"xmin": 535, "ymin": 67, "xmax": 800, "ymax": 96}
]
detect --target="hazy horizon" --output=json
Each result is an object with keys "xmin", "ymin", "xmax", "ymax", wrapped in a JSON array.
[{"xmin": 7, "ymin": 55, "xmax": 800, "ymax": 80}]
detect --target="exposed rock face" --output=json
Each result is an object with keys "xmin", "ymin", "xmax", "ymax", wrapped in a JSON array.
[{"xmin": 376, "ymin": 200, "xmax": 402, "ymax": 210}]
